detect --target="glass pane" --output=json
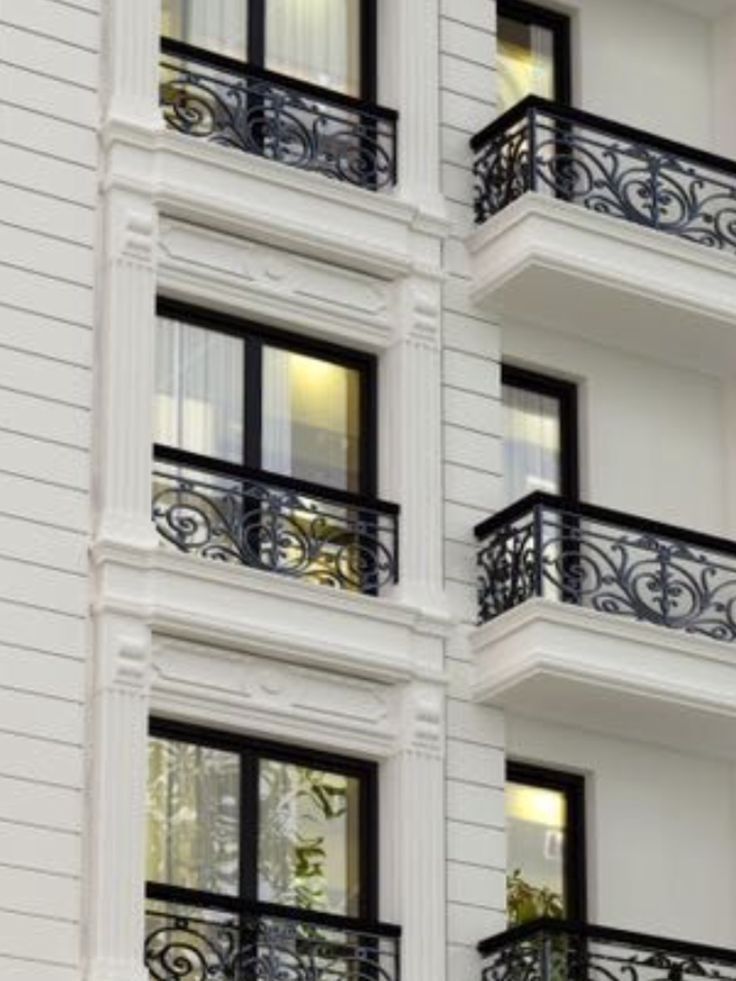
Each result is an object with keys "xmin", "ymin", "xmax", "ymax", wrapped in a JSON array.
[
  {"xmin": 162, "ymin": 0, "xmax": 248, "ymax": 61},
  {"xmin": 146, "ymin": 737, "xmax": 241, "ymax": 895},
  {"xmin": 266, "ymin": 0, "xmax": 362, "ymax": 96},
  {"xmin": 258, "ymin": 760, "xmax": 361, "ymax": 916},
  {"xmin": 503, "ymin": 383, "xmax": 561, "ymax": 502},
  {"xmin": 497, "ymin": 16, "xmax": 555, "ymax": 113},
  {"xmin": 507, "ymin": 781, "xmax": 566, "ymax": 925},
  {"xmin": 261, "ymin": 347, "xmax": 362, "ymax": 492},
  {"xmin": 155, "ymin": 317, "xmax": 245, "ymax": 464}
]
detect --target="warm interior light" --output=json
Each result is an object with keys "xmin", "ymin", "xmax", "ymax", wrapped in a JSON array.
[{"xmin": 507, "ymin": 783, "xmax": 565, "ymax": 829}]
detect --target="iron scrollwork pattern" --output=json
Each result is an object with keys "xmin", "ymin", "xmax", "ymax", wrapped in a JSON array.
[
  {"xmin": 472, "ymin": 97, "xmax": 736, "ymax": 253},
  {"xmin": 145, "ymin": 905, "xmax": 400, "ymax": 981},
  {"xmin": 152, "ymin": 462, "xmax": 399, "ymax": 595},
  {"xmin": 476, "ymin": 493, "xmax": 736, "ymax": 642},
  {"xmin": 479, "ymin": 920, "xmax": 736, "ymax": 981},
  {"xmin": 159, "ymin": 49, "xmax": 397, "ymax": 190}
]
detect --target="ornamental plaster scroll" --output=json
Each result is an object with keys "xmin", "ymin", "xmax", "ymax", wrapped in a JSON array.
[
  {"xmin": 157, "ymin": 219, "xmax": 395, "ymax": 344},
  {"xmin": 151, "ymin": 638, "xmax": 399, "ymax": 755}
]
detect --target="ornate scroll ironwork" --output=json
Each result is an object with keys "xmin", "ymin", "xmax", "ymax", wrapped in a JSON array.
[
  {"xmin": 472, "ymin": 96, "xmax": 736, "ymax": 252},
  {"xmin": 479, "ymin": 919, "xmax": 736, "ymax": 981},
  {"xmin": 145, "ymin": 904, "xmax": 401, "ymax": 981},
  {"xmin": 159, "ymin": 44, "xmax": 397, "ymax": 189},
  {"xmin": 476, "ymin": 493, "xmax": 736, "ymax": 642},
  {"xmin": 152, "ymin": 460, "xmax": 399, "ymax": 594}
]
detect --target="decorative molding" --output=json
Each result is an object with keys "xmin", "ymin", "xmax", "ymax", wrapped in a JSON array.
[{"xmin": 394, "ymin": 681, "xmax": 445, "ymax": 758}]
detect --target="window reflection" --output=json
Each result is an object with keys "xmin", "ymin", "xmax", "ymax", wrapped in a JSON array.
[
  {"xmin": 162, "ymin": 0, "xmax": 248, "ymax": 61},
  {"xmin": 497, "ymin": 15, "xmax": 555, "ymax": 114},
  {"xmin": 507, "ymin": 780, "xmax": 566, "ymax": 925}
]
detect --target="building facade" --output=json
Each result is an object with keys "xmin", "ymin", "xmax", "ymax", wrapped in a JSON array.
[{"xmin": 5, "ymin": 1, "xmax": 736, "ymax": 980}]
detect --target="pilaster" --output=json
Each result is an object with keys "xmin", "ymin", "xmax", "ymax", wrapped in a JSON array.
[
  {"xmin": 103, "ymin": 0, "xmax": 162, "ymax": 128},
  {"xmin": 380, "ymin": 681, "xmax": 446, "ymax": 981},
  {"xmin": 85, "ymin": 614, "xmax": 152, "ymax": 981}
]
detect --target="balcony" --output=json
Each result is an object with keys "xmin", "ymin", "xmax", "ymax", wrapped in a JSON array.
[
  {"xmin": 468, "ymin": 97, "xmax": 736, "ymax": 372},
  {"xmin": 144, "ymin": 896, "xmax": 401, "ymax": 981},
  {"xmin": 478, "ymin": 919, "xmax": 736, "ymax": 981},
  {"xmin": 471, "ymin": 493, "xmax": 736, "ymax": 755},
  {"xmin": 159, "ymin": 39, "xmax": 398, "ymax": 192},
  {"xmin": 152, "ymin": 447, "xmax": 400, "ymax": 596}
]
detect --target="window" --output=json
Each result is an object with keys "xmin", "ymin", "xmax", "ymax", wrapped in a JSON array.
[
  {"xmin": 502, "ymin": 364, "xmax": 578, "ymax": 504},
  {"xmin": 506, "ymin": 761, "xmax": 586, "ymax": 926},
  {"xmin": 146, "ymin": 721, "xmax": 378, "ymax": 919},
  {"xmin": 161, "ymin": 0, "xmax": 376, "ymax": 99},
  {"xmin": 155, "ymin": 300, "xmax": 376, "ymax": 496},
  {"xmin": 497, "ymin": 0, "xmax": 571, "ymax": 114}
]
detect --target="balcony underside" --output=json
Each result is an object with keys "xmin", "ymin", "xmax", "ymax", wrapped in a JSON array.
[
  {"xmin": 468, "ymin": 193, "xmax": 736, "ymax": 374},
  {"xmin": 472, "ymin": 598, "xmax": 736, "ymax": 757}
]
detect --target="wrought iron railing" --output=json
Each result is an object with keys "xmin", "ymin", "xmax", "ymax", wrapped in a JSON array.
[
  {"xmin": 145, "ymin": 898, "xmax": 401, "ymax": 981},
  {"xmin": 159, "ymin": 38, "xmax": 398, "ymax": 190},
  {"xmin": 478, "ymin": 919, "xmax": 736, "ymax": 981},
  {"xmin": 152, "ymin": 446, "xmax": 399, "ymax": 594},
  {"xmin": 471, "ymin": 95, "xmax": 736, "ymax": 252},
  {"xmin": 475, "ymin": 492, "xmax": 736, "ymax": 642}
]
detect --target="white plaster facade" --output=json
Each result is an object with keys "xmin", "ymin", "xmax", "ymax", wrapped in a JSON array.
[{"xmin": 5, "ymin": 1, "xmax": 736, "ymax": 980}]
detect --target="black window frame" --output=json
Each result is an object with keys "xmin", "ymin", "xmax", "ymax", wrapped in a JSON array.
[
  {"xmin": 147, "ymin": 717, "xmax": 380, "ymax": 924},
  {"xmin": 161, "ymin": 0, "xmax": 378, "ymax": 102},
  {"xmin": 506, "ymin": 760, "xmax": 587, "ymax": 922},
  {"xmin": 497, "ymin": 0, "xmax": 572, "ymax": 107},
  {"xmin": 501, "ymin": 363, "xmax": 579, "ymax": 502},
  {"xmin": 156, "ymin": 297, "xmax": 379, "ymax": 499}
]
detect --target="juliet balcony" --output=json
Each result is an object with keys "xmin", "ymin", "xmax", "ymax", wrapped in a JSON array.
[
  {"xmin": 159, "ymin": 38, "xmax": 398, "ymax": 191},
  {"xmin": 152, "ymin": 447, "xmax": 400, "ymax": 596},
  {"xmin": 471, "ymin": 493, "xmax": 736, "ymax": 756},
  {"xmin": 478, "ymin": 919, "xmax": 736, "ymax": 981},
  {"xmin": 145, "ymin": 895, "xmax": 401, "ymax": 981},
  {"xmin": 468, "ymin": 97, "xmax": 736, "ymax": 373}
]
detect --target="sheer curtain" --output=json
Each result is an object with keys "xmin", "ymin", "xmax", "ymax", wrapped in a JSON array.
[
  {"xmin": 161, "ymin": 0, "xmax": 248, "ymax": 60},
  {"xmin": 266, "ymin": 0, "xmax": 361, "ymax": 95},
  {"xmin": 155, "ymin": 317, "xmax": 245, "ymax": 464},
  {"xmin": 497, "ymin": 18, "xmax": 555, "ymax": 113},
  {"xmin": 503, "ymin": 383, "xmax": 561, "ymax": 503}
]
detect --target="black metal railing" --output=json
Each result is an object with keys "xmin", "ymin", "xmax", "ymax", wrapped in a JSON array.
[
  {"xmin": 152, "ymin": 446, "xmax": 400, "ymax": 595},
  {"xmin": 479, "ymin": 920, "xmax": 736, "ymax": 981},
  {"xmin": 145, "ymin": 898, "xmax": 401, "ymax": 981},
  {"xmin": 159, "ymin": 38, "xmax": 398, "ymax": 190},
  {"xmin": 475, "ymin": 491, "xmax": 736, "ymax": 642},
  {"xmin": 471, "ymin": 95, "xmax": 736, "ymax": 252}
]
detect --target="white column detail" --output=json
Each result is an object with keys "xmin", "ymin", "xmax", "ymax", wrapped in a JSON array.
[
  {"xmin": 104, "ymin": 0, "xmax": 162, "ymax": 127},
  {"xmin": 85, "ymin": 615, "xmax": 152, "ymax": 981},
  {"xmin": 96, "ymin": 191, "xmax": 160, "ymax": 549},
  {"xmin": 382, "ymin": 277, "xmax": 446, "ymax": 612},
  {"xmin": 381, "ymin": 682, "xmax": 446, "ymax": 981},
  {"xmin": 379, "ymin": 0, "xmax": 443, "ymax": 212}
]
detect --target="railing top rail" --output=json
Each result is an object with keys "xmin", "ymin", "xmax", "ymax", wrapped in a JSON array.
[
  {"xmin": 145, "ymin": 882, "xmax": 402, "ymax": 938},
  {"xmin": 160, "ymin": 35, "xmax": 399, "ymax": 122},
  {"xmin": 474, "ymin": 490, "xmax": 736, "ymax": 563},
  {"xmin": 477, "ymin": 918, "xmax": 736, "ymax": 967},
  {"xmin": 470, "ymin": 94, "xmax": 736, "ymax": 181},
  {"xmin": 154, "ymin": 444, "xmax": 400, "ymax": 516}
]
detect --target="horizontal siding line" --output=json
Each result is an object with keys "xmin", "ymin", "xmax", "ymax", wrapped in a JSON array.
[
  {"xmin": 440, "ymin": 14, "xmax": 497, "ymax": 35},
  {"xmin": 0, "ymin": 342, "xmax": 92, "ymax": 372},
  {"xmin": 0, "ymin": 136, "xmax": 96, "ymax": 173},
  {"xmin": 0, "ymin": 20, "xmax": 98, "ymax": 55},
  {"xmin": 0, "ymin": 594, "xmax": 86, "ymax": 621},
  {"xmin": 446, "ymin": 857, "xmax": 505, "ymax": 873},
  {"xmin": 0, "ymin": 58, "xmax": 97, "ymax": 94},
  {"xmin": 0, "ymin": 299, "xmax": 92, "ymax": 332},
  {"xmin": 443, "ymin": 343, "xmax": 498, "ymax": 362},
  {"xmin": 0, "ymin": 259, "xmax": 94, "ymax": 292},
  {"xmin": 0, "ymin": 951, "xmax": 79, "ymax": 971},
  {"xmin": 0, "ymin": 634, "xmax": 86, "ymax": 663},
  {"xmin": 0, "ymin": 724, "xmax": 83, "ymax": 752},
  {"xmin": 0, "ymin": 815, "xmax": 80, "ymax": 839},
  {"xmin": 46, "ymin": 0, "xmax": 101, "ymax": 15},
  {"xmin": 0, "ymin": 465, "xmax": 89, "ymax": 497},
  {"xmin": 0, "ymin": 681, "xmax": 83, "ymax": 706},
  {"xmin": 442, "ymin": 304, "xmax": 498, "ymax": 328},
  {"xmin": 0, "ymin": 382, "xmax": 90, "ymax": 412},
  {"xmin": 0, "ymin": 177, "xmax": 95, "ymax": 213},
  {"xmin": 0, "ymin": 424, "xmax": 90, "ymax": 454},
  {"xmin": 444, "ymin": 159, "xmax": 473, "ymax": 176},
  {"xmin": 447, "ymin": 734, "xmax": 505, "ymax": 753},
  {"xmin": 0, "ymin": 549, "xmax": 88, "ymax": 581},
  {"xmin": 441, "ymin": 85, "xmax": 496, "ymax": 107},
  {"xmin": 442, "ymin": 120, "xmax": 476, "ymax": 138},
  {"xmin": 0, "ymin": 216, "xmax": 94, "ymax": 250},
  {"xmin": 0, "ymin": 903, "xmax": 78, "ymax": 927},
  {"xmin": 443, "ymin": 381, "xmax": 498, "ymax": 401},
  {"xmin": 446, "ymin": 898, "xmax": 503, "ymax": 913},
  {"xmin": 447, "ymin": 814, "xmax": 506, "ymax": 834},
  {"xmin": 443, "ymin": 416, "xmax": 503, "ymax": 435},
  {"xmin": 0, "ymin": 772, "xmax": 82, "ymax": 796},
  {"xmin": 443, "ymin": 459, "xmax": 501, "ymax": 479},
  {"xmin": 0, "ymin": 98, "xmax": 97, "ymax": 136},
  {"xmin": 0, "ymin": 860, "xmax": 81, "ymax": 882},
  {"xmin": 440, "ymin": 48, "xmax": 495, "ymax": 70},
  {"xmin": 0, "ymin": 507, "xmax": 88, "ymax": 540},
  {"xmin": 446, "ymin": 773, "xmax": 503, "ymax": 792}
]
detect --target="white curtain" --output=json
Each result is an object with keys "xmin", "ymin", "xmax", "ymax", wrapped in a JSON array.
[
  {"xmin": 503, "ymin": 383, "xmax": 561, "ymax": 503},
  {"xmin": 261, "ymin": 346, "xmax": 293, "ymax": 476},
  {"xmin": 266, "ymin": 0, "xmax": 361, "ymax": 95},
  {"xmin": 155, "ymin": 317, "xmax": 244, "ymax": 464},
  {"xmin": 497, "ymin": 19, "xmax": 555, "ymax": 113},
  {"xmin": 162, "ymin": 0, "xmax": 248, "ymax": 60}
]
